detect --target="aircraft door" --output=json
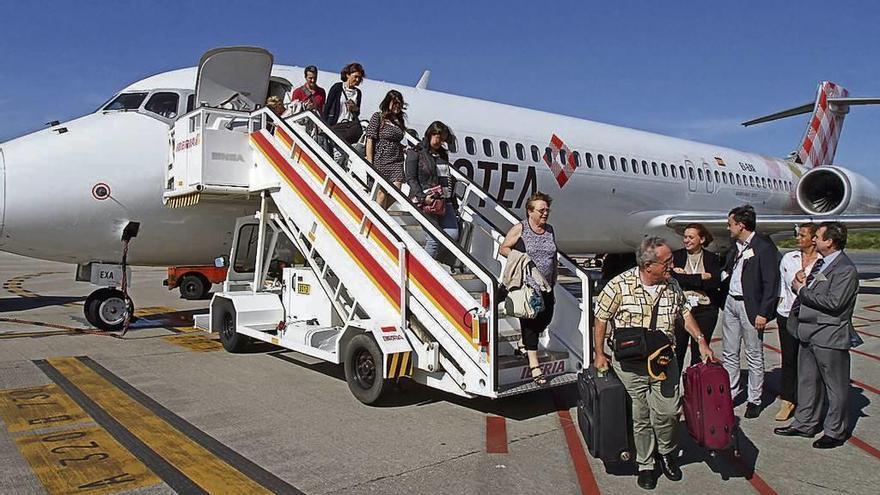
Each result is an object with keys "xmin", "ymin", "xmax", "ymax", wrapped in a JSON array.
[
  {"xmin": 703, "ymin": 161, "xmax": 715, "ymax": 193},
  {"xmin": 195, "ymin": 47, "xmax": 274, "ymax": 111},
  {"xmin": 685, "ymin": 159, "xmax": 697, "ymax": 192}
]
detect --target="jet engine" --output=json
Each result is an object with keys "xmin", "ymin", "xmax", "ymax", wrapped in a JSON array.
[{"xmin": 796, "ymin": 166, "xmax": 880, "ymax": 215}]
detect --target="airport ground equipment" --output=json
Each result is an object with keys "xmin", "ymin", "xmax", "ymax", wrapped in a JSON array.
[
  {"xmin": 164, "ymin": 103, "xmax": 592, "ymax": 404},
  {"xmin": 164, "ymin": 265, "xmax": 228, "ymax": 300}
]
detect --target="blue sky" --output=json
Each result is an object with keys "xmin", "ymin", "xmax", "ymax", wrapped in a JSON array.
[{"xmin": 2, "ymin": 1, "xmax": 879, "ymax": 181}]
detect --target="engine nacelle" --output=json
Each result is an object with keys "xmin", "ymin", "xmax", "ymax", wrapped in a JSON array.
[{"xmin": 796, "ymin": 166, "xmax": 880, "ymax": 215}]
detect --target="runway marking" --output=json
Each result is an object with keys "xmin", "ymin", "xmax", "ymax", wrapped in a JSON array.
[
  {"xmin": 161, "ymin": 333, "xmax": 223, "ymax": 352},
  {"xmin": 724, "ymin": 451, "xmax": 778, "ymax": 495},
  {"xmin": 850, "ymin": 348, "xmax": 880, "ymax": 363},
  {"xmin": 552, "ymin": 392, "xmax": 600, "ymax": 495},
  {"xmin": 762, "ymin": 358, "xmax": 880, "ymax": 461},
  {"xmin": 38, "ymin": 356, "xmax": 303, "ymax": 494},
  {"xmin": 851, "ymin": 379, "xmax": 880, "ymax": 396},
  {"xmin": 0, "ymin": 384, "xmax": 89, "ymax": 432},
  {"xmin": 3, "ymin": 272, "xmax": 80, "ymax": 307},
  {"xmin": 15, "ymin": 425, "xmax": 160, "ymax": 495},
  {"xmin": 485, "ymin": 415, "xmax": 508, "ymax": 454},
  {"xmin": 0, "ymin": 318, "xmax": 121, "ymax": 339},
  {"xmin": 133, "ymin": 306, "xmax": 178, "ymax": 318}
]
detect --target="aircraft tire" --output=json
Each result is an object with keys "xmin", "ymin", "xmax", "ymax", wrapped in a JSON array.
[
  {"xmin": 343, "ymin": 334, "xmax": 389, "ymax": 405},
  {"xmin": 179, "ymin": 274, "xmax": 207, "ymax": 300},
  {"xmin": 218, "ymin": 307, "xmax": 246, "ymax": 353},
  {"xmin": 84, "ymin": 288, "xmax": 132, "ymax": 331}
]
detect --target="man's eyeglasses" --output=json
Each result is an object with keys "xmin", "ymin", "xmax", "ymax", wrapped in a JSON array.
[{"xmin": 651, "ymin": 257, "xmax": 674, "ymax": 268}]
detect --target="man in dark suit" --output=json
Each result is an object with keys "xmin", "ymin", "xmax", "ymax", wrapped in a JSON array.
[
  {"xmin": 721, "ymin": 205, "xmax": 780, "ymax": 418},
  {"xmin": 774, "ymin": 222, "xmax": 859, "ymax": 448}
]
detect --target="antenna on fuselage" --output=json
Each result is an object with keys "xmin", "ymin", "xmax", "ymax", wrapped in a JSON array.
[{"xmin": 416, "ymin": 70, "xmax": 430, "ymax": 90}]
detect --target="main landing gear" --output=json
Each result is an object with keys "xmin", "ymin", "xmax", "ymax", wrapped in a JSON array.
[{"xmin": 84, "ymin": 288, "xmax": 134, "ymax": 331}]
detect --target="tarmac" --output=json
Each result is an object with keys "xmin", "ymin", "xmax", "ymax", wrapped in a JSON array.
[{"xmin": 1, "ymin": 250, "xmax": 878, "ymax": 495}]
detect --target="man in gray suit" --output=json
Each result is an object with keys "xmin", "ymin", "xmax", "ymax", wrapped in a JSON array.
[{"xmin": 774, "ymin": 222, "xmax": 859, "ymax": 449}]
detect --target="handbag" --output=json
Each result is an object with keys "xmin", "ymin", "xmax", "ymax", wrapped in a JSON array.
[
  {"xmin": 420, "ymin": 185, "xmax": 446, "ymax": 216},
  {"xmin": 331, "ymin": 119, "xmax": 363, "ymax": 144},
  {"xmin": 503, "ymin": 284, "xmax": 546, "ymax": 319},
  {"xmin": 611, "ymin": 289, "xmax": 670, "ymax": 363}
]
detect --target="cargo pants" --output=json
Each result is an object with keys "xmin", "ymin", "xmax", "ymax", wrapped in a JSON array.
[{"xmin": 613, "ymin": 360, "xmax": 681, "ymax": 471}]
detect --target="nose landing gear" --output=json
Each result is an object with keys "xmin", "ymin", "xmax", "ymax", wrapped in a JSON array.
[{"xmin": 84, "ymin": 288, "xmax": 134, "ymax": 331}]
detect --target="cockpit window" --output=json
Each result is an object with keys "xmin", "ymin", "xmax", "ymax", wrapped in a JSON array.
[
  {"xmin": 144, "ymin": 92, "xmax": 180, "ymax": 119},
  {"xmin": 103, "ymin": 92, "xmax": 148, "ymax": 111}
]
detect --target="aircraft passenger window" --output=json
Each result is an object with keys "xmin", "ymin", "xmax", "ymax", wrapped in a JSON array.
[
  {"xmin": 761, "ymin": 177, "xmax": 767, "ymax": 188},
  {"xmin": 598, "ymin": 154, "xmax": 606, "ymax": 170},
  {"xmin": 670, "ymin": 164, "xmax": 676, "ymax": 178},
  {"xmin": 572, "ymin": 151, "xmax": 581, "ymax": 166},
  {"xmin": 749, "ymin": 176, "xmax": 755, "ymax": 187},
  {"xmin": 621, "ymin": 157, "xmax": 628, "ymax": 173},
  {"xmin": 531, "ymin": 145, "xmax": 540, "ymax": 162},
  {"xmin": 500, "ymin": 141, "xmax": 510, "ymax": 159},
  {"xmin": 103, "ymin": 92, "xmax": 148, "ymax": 111},
  {"xmin": 722, "ymin": 172, "xmax": 728, "ymax": 184},
  {"xmin": 715, "ymin": 171, "xmax": 721, "ymax": 183},
  {"xmin": 186, "ymin": 94, "xmax": 195, "ymax": 113},
  {"xmin": 144, "ymin": 92, "xmax": 180, "ymax": 119},
  {"xmin": 466, "ymin": 137, "xmax": 476, "ymax": 155},
  {"xmin": 661, "ymin": 163, "xmax": 668, "ymax": 177},
  {"xmin": 642, "ymin": 161, "xmax": 649, "ymax": 175},
  {"xmin": 483, "ymin": 139, "xmax": 494, "ymax": 156},
  {"xmin": 608, "ymin": 156, "xmax": 616, "ymax": 171},
  {"xmin": 632, "ymin": 159, "xmax": 639, "ymax": 174},
  {"xmin": 688, "ymin": 167, "xmax": 695, "ymax": 181},
  {"xmin": 447, "ymin": 136, "xmax": 458, "ymax": 153},
  {"xmin": 679, "ymin": 166, "xmax": 685, "ymax": 179},
  {"xmin": 652, "ymin": 162, "xmax": 658, "ymax": 176},
  {"xmin": 516, "ymin": 143, "xmax": 525, "ymax": 161},
  {"xmin": 585, "ymin": 153, "xmax": 593, "ymax": 168},
  {"xmin": 559, "ymin": 149, "xmax": 567, "ymax": 166},
  {"xmin": 706, "ymin": 169, "xmax": 713, "ymax": 182},
  {"xmin": 697, "ymin": 168, "xmax": 704, "ymax": 181}
]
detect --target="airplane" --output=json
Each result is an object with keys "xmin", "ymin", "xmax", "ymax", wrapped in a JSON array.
[{"xmin": 1, "ymin": 46, "xmax": 879, "ymax": 330}]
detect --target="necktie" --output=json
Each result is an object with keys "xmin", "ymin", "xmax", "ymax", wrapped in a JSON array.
[{"xmin": 791, "ymin": 258, "xmax": 825, "ymax": 315}]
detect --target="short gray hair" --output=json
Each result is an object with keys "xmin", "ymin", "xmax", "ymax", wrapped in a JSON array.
[{"xmin": 637, "ymin": 236, "xmax": 669, "ymax": 267}]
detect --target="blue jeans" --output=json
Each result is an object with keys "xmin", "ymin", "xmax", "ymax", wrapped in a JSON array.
[{"xmin": 425, "ymin": 201, "xmax": 459, "ymax": 260}]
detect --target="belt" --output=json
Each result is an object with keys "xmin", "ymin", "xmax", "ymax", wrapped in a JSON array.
[{"xmin": 729, "ymin": 294, "xmax": 744, "ymax": 301}]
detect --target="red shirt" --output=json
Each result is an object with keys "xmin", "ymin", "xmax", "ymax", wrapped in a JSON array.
[{"xmin": 290, "ymin": 85, "xmax": 326, "ymax": 116}]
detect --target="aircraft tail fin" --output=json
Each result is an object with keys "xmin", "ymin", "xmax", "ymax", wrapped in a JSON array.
[{"xmin": 794, "ymin": 81, "xmax": 849, "ymax": 168}]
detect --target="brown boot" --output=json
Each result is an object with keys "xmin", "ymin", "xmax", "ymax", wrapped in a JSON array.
[{"xmin": 775, "ymin": 400, "xmax": 795, "ymax": 421}]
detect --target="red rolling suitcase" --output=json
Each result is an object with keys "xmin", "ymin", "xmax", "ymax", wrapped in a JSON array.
[{"xmin": 682, "ymin": 362, "xmax": 738, "ymax": 453}]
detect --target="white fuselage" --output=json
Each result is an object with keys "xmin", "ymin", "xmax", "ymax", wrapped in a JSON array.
[{"xmin": 0, "ymin": 65, "xmax": 830, "ymax": 266}]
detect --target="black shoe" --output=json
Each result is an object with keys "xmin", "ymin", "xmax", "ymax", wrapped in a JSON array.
[
  {"xmin": 744, "ymin": 402, "xmax": 761, "ymax": 419},
  {"xmin": 774, "ymin": 426, "xmax": 819, "ymax": 438},
  {"xmin": 637, "ymin": 470, "xmax": 657, "ymax": 490},
  {"xmin": 812, "ymin": 435, "xmax": 847, "ymax": 449},
  {"xmin": 657, "ymin": 452, "xmax": 682, "ymax": 481}
]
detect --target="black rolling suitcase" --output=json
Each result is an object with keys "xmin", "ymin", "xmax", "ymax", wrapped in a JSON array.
[{"xmin": 577, "ymin": 367, "xmax": 635, "ymax": 470}]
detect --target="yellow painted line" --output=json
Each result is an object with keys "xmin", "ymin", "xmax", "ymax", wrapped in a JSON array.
[
  {"xmin": 47, "ymin": 358, "xmax": 272, "ymax": 494},
  {"xmin": 133, "ymin": 306, "xmax": 177, "ymax": 318},
  {"xmin": 15, "ymin": 426, "xmax": 160, "ymax": 495},
  {"xmin": 161, "ymin": 334, "xmax": 223, "ymax": 352},
  {"xmin": 0, "ymin": 385, "xmax": 89, "ymax": 432}
]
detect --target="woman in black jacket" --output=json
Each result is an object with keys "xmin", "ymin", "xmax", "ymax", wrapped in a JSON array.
[
  {"xmin": 405, "ymin": 121, "xmax": 459, "ymax": 260},
  {"xmin": 672, "ymin": 223, "xmax": 723, "ymax": 370},
  {"xmin": 322, "ymin": 62, "xmax": 365, "ymax": 146}
]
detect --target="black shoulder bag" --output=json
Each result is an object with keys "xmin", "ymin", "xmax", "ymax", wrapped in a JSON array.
[{"xmin": 610, "ymin": 289, "xmax": 670, "ymax": 362}]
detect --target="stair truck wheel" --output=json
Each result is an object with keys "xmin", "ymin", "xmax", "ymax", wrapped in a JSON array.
[
  {"xmin": 179, "ymin": 274, "xmax": 207, "ymax": 300},
  {"xmin": 84, "ymin": 288, "xmax": 133, "ymax": 331},
  {"xmin": 216, "ymin": 304, "xmax": 248, "ymax": 353},
  {"xmin": 343, "ymin": 334, "xmax": 390, "ymax": 405}
]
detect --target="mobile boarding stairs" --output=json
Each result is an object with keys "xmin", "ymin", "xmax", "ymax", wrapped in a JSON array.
[{"xmin": 165, "ymin": 106, "xmax": 593, "ymax": 404}]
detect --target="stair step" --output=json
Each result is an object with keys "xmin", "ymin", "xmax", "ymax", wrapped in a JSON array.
[
  {"xmin": 497, "ymin": 350, "xmax": 569, "ymax": 370},
  {"xmin": 496, "ymin": 372, "xmax": 578, "ymax": 397}
]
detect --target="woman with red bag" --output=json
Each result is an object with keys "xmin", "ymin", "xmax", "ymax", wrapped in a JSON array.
[{"xmin": 404, "ymin": 121, "xmax": 459, "ymax": 260}]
